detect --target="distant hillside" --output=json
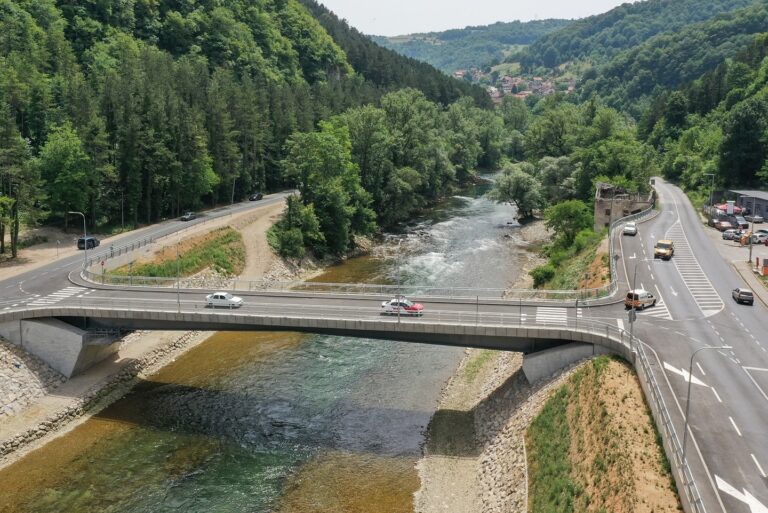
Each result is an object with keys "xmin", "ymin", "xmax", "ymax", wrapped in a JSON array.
[
  {"xmin": 520, "ymin": 0, "xmax": 759, "ymax": 69},
  {"xmin": 372, "ymin": 19, "xmax": 571, "ymax": 72},
  {"xmin": 299, "ymin": 0, "xmax": 492, "ymax": 106},
  {"xmin": 579, "ymin": 1, "xmax": 768, "ymax": 114}
]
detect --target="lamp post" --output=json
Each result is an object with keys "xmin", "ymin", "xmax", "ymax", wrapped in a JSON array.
[
  {"xmin": 703, "ymin": 173, "xmax": 715, "ymax": 207},
  {"xmin": 745, "ymin": 196, "xmax": 756, "ymax": 264},
  {"xmin": 68, "ymin": 211, "xmax": 87, "ymax": 268},
  {"xmin": 681, "ymin": 345, "xmax": 732, "ymax": 467}
]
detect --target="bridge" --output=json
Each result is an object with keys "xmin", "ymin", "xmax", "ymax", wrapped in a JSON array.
[{"xmin": 2, "ymin": 183, "xmax": 768, "ymax": 513}]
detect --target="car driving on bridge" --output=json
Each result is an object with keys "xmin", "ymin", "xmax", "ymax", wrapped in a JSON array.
[
  {"xmin": 381, "ymin": 298, "xmax": 424, "ymax": 316},
  {"xmin": 206, "ymin": 292, "xmax": 243, "ymax": 308}
]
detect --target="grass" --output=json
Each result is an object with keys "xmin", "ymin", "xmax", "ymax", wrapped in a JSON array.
[
  {"xmin": 462, "ymin": 350, "xmax": 496, "ymax": 383},
  {"xmin": 537, "ymin": 230, "xmax": 608, "ymax": 291},
  {"xmin": 110, "ymin": 227, "xmax": 245, "ymax": 278}
]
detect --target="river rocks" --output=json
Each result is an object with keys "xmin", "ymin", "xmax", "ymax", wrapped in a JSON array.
[{"xmin": 0, "ymin": 338, "xmax": 65, "ymax": 421}]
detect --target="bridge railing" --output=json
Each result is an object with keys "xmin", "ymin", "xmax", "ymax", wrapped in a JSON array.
[{"xmin": 80, "ymin": 203, "xmax": 657, "ymax": 303}]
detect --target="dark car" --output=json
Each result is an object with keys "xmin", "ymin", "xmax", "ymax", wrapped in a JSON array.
[
  {"xmin": 249, "ymin": 193, "xmax": 264, "ymax": 201},
  {"xmin": 77, "ymin": 236, "xmax": 100, "ymax": 250},
  {"xmin": 181, "ymin": 211, "xmax": 196, "ymax": 221}
]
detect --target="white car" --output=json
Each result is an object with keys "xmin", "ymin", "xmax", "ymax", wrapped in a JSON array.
[
  {"xmin": 750, "ymin": 233, "xmax": 768, "ymax": 244},
  {"xmin": 381, "ymin": 297, "xmax": 424, "ymax": 316},
  {"xmin": 622, "ymin": 222, "xmax": 638, "ymax": 236},
  {"xmin": 206, "ymin": 292, "xmax": 243, "ymax": 308}
]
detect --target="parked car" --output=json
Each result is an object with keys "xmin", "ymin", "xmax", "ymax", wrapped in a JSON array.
[
  {"xmin": 722, "ymin": 229, "xmax": 742, "ymax": 240},
  {"xmin": 622, "ymin": 222, "xmax": 638, "ymax": 236},
  {"xmin": 707, "ymin": 218, "xmax": 718, "ymax": 227},
  {"xmin": 181, "ymin": 211, "xmax": 196, "ymax": 221},
  {"xmin": 750, "ymin": 233, "xmax": 768, "ymax": 245},
  {"xmin": 624, "ymin": 289, "xmax": 657, "ymax": 310},
  {"xmin": 734, "ymin": 216, "xmax": 749, "ymax": 229},
  {"xmin": 746, "ymin": 215, "xmax": 765, "ymax": 223},
  {"xmin": 77, "ymin": 236, "xmax": 100, "ymax": 250},
  {"xmin": 205, "ymin": 292, "xmax": 243, "ymax": 308},
  {"xmin": 732, "ymin": 288, "xmax": 754, "ymax": 305},
  {"xmin": 715, "ymin": 220, "xmax": 734, "ymax": 231},
  {"xmin": 249, "ymin": 192, "xmax": 264, "ymax": 201},
  {"xmin": 654, "ymin": 240, "xmax": 675, "ymax": 260},
  {"xmin": 381, "ymin": 297, "xmax": 424, "ymax": 316}
]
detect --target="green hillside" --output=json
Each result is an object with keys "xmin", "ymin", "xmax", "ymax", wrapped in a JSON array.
[
  {"xmin": 371, "ymin": 19, "xmax": 571, "ymax": 72},
  {"xmin": 0, "ymin": 0, "xmax": 489, "ymax": 251},
  {"xmin": 520, "ymin": 0, "xmax": 758, "ymax": 69}
]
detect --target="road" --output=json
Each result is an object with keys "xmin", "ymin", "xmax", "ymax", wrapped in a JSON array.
[{"xmin": 2, "ymin": 180, "xmax": 768, "ymax": 512}]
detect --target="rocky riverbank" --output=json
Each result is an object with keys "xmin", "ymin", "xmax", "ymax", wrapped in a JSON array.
[{"xmin": 415, "ymin": 218, "xmax": 579, "ymax": 513}]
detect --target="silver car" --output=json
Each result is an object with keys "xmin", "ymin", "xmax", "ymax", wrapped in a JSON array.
[{"xmin": 206, "ymin": 292, "xmax": 243, "ymax": 308}]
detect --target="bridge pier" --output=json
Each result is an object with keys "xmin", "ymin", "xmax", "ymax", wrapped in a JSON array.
[
  {"xmin": 522, "ymin": 342, "xmax": 615, "ymax": 383},
  {"xmin": 0, "ymin": 318, "xmax": 120, "ymax": 378}
]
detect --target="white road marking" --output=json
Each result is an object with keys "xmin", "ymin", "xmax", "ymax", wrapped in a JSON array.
[
  {"xmin": 696, "ymin": 362, "xmax": 706, "ymax": 376},
  {"xmin": 729, "ymin": 416, "xmax": 742, "ymax": 436},
  {"xmin": 617, "ymin": 319, "xmax": 625, "ymax": 331},
  {"xmin": 742, "ymin": 367, "xmax": 768, "ymax": 403},
  {"xmin": 752, "ymin": 454, "xmax": 767, "ymax": 478},
  {"xmin": 716, "ymin": 474, "xmax": 768, "ymax": 512},
  {"xmin": 670, "ymin": 287, "xmax": 678, "ymax": 296},
  {"xmin": 663, "ymin": 362, "xmax": 707, "ymax": 386},
  {"xmin": 711, "ymin": 387, "xmax": 722, "ymax": 403}
]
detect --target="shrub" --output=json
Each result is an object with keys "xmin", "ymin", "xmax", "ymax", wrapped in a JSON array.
[{"xmin": 530, "ymin": 263, "xmax": 556, "ymax": 288}]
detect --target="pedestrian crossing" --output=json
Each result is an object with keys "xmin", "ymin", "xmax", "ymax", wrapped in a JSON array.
[
  {"xmin": 664, "ymin": 222, "xmax": 724, "ymax": 317},
  {"xmin": 27, "ymin": 286, "xmax": 90, "ymax": 306}
]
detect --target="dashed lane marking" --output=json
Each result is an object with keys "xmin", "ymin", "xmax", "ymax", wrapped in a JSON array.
[{"xmin": 27, "ymin": 286, "xmax": 87, "ymax": 306}]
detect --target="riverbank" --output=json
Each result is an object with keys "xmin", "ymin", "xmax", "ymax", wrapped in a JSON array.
[{"xmin": 0, "ymin": 200, "xmax": 290, "ymax": 470}]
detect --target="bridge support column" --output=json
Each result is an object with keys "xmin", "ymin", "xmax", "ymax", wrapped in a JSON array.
[
  {"xmin": 0, "ymin": 318, "xmax": 120, "ymax": 378},
  {"xmin": 522, "ymin": 342, "xmax": 614, "ymax": 383}
]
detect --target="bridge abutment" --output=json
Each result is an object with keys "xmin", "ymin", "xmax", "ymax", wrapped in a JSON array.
[
  {"xmin": 522, "ymin": 342, "xmax": 618, "ymax": 382},
  {"xmin": 0, "ymin": 319, "xmax": 120, "ymax": 378}
]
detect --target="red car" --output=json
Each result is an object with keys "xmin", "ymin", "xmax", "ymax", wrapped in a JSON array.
[{"xmin": 381, "ymin": 298, "xmax": 424, "ymax": 316}]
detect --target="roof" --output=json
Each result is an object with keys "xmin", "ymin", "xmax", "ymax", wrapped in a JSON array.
[{"xmin": 730, "ymin": 190, "xmax": 768, "ymax": 202}]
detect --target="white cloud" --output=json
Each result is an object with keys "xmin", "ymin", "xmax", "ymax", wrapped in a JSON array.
[{"xmin": 318, "ymin": 0, "xmax": 634, "ymax": 36}]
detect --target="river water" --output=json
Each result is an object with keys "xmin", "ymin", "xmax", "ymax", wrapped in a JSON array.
[{"xmin": 0, "ymin": 181, "xmax": 524, "ymax": 513}]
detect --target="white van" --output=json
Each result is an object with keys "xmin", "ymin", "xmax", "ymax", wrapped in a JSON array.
[{"xmin": 624, "ymin": 289, "xmax": 656, "ymax": 309}]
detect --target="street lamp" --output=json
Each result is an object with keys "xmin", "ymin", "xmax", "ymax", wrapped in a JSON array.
[
  {"xmin": 703, "ymin": 173, "xmax": 715, "ymax": 207},
  {"xmin": 68, "ymin": 211, "xmax": 87, "ymax": 268},
  {"xmin": 744, "ymin": 196, "xmax": 756, "ymax": 264},
  {"xmin": 681, "ymin": 345, "xmax": 732, "ymax": 467}
]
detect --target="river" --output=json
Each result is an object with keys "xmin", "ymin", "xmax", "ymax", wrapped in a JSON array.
[{"xmin": 0, "ymin": 180, "xmax": 524, "ymax": 513}]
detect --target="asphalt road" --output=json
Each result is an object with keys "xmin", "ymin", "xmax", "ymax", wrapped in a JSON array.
[{"xmin": 2, "ymin": 180, "xmax": 768, "ymax": 512}]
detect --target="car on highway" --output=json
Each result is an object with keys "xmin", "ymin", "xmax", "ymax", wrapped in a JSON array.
[
  {"xmin": 653, "ymin": 240, "xmax": 675, "ymax": 260},
  {"xmin": 746, "ymin": 214, "xmax": 764, "ymax": 223},
  {"xmin": 722, "ymin": 229, "xmax": 743, "ymax": 240},
  {"xmin": 732, "ymin": 288, "xmax": 754, "ymax": 305},
  {"xmin": 181, "ymin": 211, "xmax": 196, "ymax": 221},
  {"xmin": 205, "ymin": 292, "xmax": 244, "ymax": 308},
  {"xmin": 622, "ymin": 222, "xmax": 638, "ymax": 236},
  {"xmin": 77, "ymin": 236, "xmax": 100, "ymax": 249},
  {"xmin": 249, "ymin": 192, "xmax": 264, "ymax": 201},
  {"xmin": 381, "ymin": 297, "xmax": 424, "ymax": 316},
  {"xmin": 624, "ymin": 289, "xmax": 657, "ymax": 310}
]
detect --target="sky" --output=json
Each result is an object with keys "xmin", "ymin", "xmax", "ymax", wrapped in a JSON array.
[{"xmin": 317, "ymin": 0, "xmax": 635, "ymax": 36}]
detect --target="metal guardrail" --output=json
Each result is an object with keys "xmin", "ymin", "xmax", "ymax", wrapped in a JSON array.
[{"xmin": 81, "ymin": 205, "xmax": 656, "ymax": 303}]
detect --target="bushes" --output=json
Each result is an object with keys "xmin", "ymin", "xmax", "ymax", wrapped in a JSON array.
[{"xmin": 531, "ymin": 264, "xmax": 557, "ymax": 287}]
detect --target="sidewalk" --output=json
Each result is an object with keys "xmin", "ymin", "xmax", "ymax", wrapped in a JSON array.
[{"xmin": 731, "ymin": 260, "xmax": 768, "ymax": 308}]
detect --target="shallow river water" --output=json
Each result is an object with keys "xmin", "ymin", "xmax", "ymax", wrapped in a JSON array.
[{"xmin": 0, "ymin": 181, "xmax": 524, "ymax": 513}]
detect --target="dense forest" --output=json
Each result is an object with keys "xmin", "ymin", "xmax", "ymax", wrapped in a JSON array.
[
  {"xmin": 519, "ymin": 0, "xmax": 758, "ymax": 70},
  {"xmin": 372, "ymin": 19, "xmax": 570, "ymax": 73},
  {"xmin": 578, "ymin": 1, "xmax": 768, "ymax": 115},
  {"xmin": 0, "ymin": 0, "xmax": 489, "ymax": 256}
]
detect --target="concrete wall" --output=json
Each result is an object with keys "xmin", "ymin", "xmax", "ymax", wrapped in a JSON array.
[
  {"xmin": 522, "ymin": 342, "xmax": 614, "ymax": 382},
  {"xmin": 0, "ymin": 318, "xmax": 120, "ymax": 378}
]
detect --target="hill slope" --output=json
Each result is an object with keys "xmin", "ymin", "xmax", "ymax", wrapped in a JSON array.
[
  {"xmin": 520, "ymin": 0, "xmax": 758, "ymax": 69},
  {"xmin": 372, "ymin": 19, "xmax": 571, "ymax": 72}
]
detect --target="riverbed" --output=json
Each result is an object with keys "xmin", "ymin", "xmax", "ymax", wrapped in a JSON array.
[{"xmin": 0, "ymin": 182, "xmax": 529, "ymax": 512}]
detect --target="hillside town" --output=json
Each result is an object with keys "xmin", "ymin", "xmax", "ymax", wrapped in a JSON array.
[{"xmin": 452, "ymin": 68, "xmax": 576, "ymax": 103}]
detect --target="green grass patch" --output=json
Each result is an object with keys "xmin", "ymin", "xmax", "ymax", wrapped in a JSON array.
[
  {"xmin": 110, "ymin": 227, "xmax": 245, "ymax": 277},
  {"xmin": 462, "ymin": 350, "xmax": 496, "ymax": 383},
  {"xmin": 534, "ymin": 229, "xmax": 607, "ymax": 290}
]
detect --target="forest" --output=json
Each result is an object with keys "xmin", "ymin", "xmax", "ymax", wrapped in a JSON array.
[{"xmin": 0, "ymin": 0, "xmax": 488, "ymax": 256}]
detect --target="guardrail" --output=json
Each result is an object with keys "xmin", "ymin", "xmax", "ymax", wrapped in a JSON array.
[{"xmin": 81, "ymin": 205, "xmax": 656, "ymax": 303}]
